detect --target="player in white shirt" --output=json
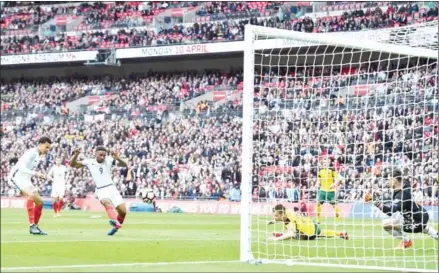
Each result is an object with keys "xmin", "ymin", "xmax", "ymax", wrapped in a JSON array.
[
  {"xmin": 70, "ymin": 147, "xmax": 128, "ymax": 236},
  {"xmin": 47, "ymin": 159, "xmax": 68, "ymax": 218},
  {"xmin": 7, "ymin": 137, "xmax": 52, "ymax": 235}
]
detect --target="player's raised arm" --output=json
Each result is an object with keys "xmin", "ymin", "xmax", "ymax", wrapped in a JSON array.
[
  {"xmin": 70, "ymin": 149, "xmax": 84, "ymax": 168},
  {"xmin": 110, "ymin": 151, "xmax": 127, "ymax": 167}
]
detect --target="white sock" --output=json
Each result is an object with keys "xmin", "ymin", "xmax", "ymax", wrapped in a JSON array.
[
  {"xmin": 423, "ymin": 226, "xmax": 439, "ymax": 239},
  {"xmin": 387, "ymin": 229, "xmax": 410, "ymax": 242}
]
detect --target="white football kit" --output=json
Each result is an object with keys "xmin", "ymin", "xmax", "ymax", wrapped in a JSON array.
[
  {"xmin": 48, "ymin": 165, "xmax": 68, "ymax": 198},
  {"xmin": 7, "ymin": 148, "xmax": 42, "ymax": 192},
  {"xmin": 81, "ymin": 156, "xmax": 124, "ymax": 207}
]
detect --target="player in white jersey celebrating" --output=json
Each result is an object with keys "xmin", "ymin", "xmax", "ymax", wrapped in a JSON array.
[
  {"xmin": 70, "ymin": 147, "xmax": 128, "ymax": 235},
  {"xmin": 7, "ymin": 137, "xmax": 52, "ymax": 235},
  {"xmin": 48, "ymin": 159, "xmax": 68, "ymax": 218}
]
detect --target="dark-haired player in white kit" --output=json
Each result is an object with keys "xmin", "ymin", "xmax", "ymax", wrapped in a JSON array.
[
  {"xmin": 48, "ymin": 158, "xmax": 68, "ymax": 217},
  {"xmin": 70, "ymin": 147, "xmax": 128, "ymax": 235},
  {"xmin": 375, "ymin": 169, "xmax": 438, "ymax": 249},
  {"xmin": 7, "ymin": 137, "xmax": 52, "ymax": 235}
]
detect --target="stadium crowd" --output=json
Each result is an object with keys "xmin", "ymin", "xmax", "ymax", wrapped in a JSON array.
[
  {"xmin": 0, "ymin": 70, "xmax": 242, "ymax": 113},
  {"xmin": 1, "ymin": 60, "xmax": 437, "ymax": 205},
  {"xmin": 0, "ymin": 5, "xmax": 56, "ymax": 32},
  {"xmin": 1, "ymin": 1, "xmax": 438, "ymax": 54},
  {"xmin": 76, "ymin": 1, "xmax": 200, "ymax": 30},
  {"xmin": 0, "ymin": 1, "xmax": 437, "ymax": 206}
]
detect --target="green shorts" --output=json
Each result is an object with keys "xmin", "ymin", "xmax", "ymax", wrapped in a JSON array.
[
  {"xmin": 318, "ymin": 190, "xmax": 336, "ymax": 204},
  {"xmin": 296, "ymin": 224, "xmax": 321, "ymax": 240}
]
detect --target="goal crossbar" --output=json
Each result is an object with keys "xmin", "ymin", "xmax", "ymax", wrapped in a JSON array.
[{"xmin": 244, "ymin": 24, "xmax": 438, "ymax": 59}]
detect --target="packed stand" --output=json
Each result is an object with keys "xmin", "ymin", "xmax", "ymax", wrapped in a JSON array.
[
  {"xmin": 251, "ymin": 60, "xmax": 438, "ymax": 205},
  {"xmin": 1, "ymin": 2, "xmax": 68, "ymax": 8},
  {"xmin": 0, "ymin": 1, "xmax": 200, "ymax": 35},
  {"xmin": 1, "ymin": 61, "xmax": 438, "ymax": 206},
  {"xmin": 195, "ymin": 2, "xmax": 284, "ymax": 21},
  {"xmin": 2, "ymin": 2, "xmax": 438, "ymax": 55},
  {"xmin": 320, "ymin": 1, "xmax": 387, "ymax": 11},
  {"xmin": 0, "ymin": 114, "xmax": 243, "ymax": 201},
  {"xmin": 0, "ymin": 70, "xmax": 243, "ymax": 117},
  {"xmin": 0, "ymin": 4, "xmax": 59, "ymax": 36},
  {"xmin": 75, "ymin": 2, "xmax": 200, "ymax": 31},
  {"xmin": 293, "ymin": 3, "xmax": 438, "ymax": 33}
]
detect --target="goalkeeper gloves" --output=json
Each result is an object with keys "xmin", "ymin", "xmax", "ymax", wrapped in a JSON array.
[{"xmin": 373, "ymin": 200, "xmax": 383, "ymax": 210}]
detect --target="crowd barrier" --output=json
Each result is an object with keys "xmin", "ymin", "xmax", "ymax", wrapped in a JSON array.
[{"xmin": 1, "ymin": 197, "xmax": 437, "ymax": 221}]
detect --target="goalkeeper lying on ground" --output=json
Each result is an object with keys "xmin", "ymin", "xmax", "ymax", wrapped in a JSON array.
[{"xmin": 267, "ymin": 204, "xmax": 348, "ymax": 241}]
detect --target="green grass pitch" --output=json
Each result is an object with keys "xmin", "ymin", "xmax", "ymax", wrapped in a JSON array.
[{"xmin": 1, "ymin": 209, "xmax": 437, "ymax": 272}]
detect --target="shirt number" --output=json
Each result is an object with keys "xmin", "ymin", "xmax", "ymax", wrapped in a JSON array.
[{"xmin": 99, "ymin": 167, "xmax": 103, "ymax": 174}]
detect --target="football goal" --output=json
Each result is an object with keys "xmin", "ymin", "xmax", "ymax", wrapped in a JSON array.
[{"xmin": 240, "ymin": 21, "xmax": 438, "ymax": 272}]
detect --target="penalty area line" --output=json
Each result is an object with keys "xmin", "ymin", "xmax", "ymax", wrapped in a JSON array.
[{"xmin": 1, "ymin": 260, "xmax": 240, "ymax": 271}]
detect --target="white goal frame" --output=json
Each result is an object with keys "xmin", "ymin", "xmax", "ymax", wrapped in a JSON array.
[{"xmin": 240, "ymin": 23, "xmax": 438, "ymax": 272}]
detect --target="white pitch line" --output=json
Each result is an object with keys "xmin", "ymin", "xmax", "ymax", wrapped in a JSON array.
[
  {"xmin": 1, "ymin": 220, "xmax": 234, "ymax": 225},
  {"xmin": 1, "ymin": 237, "xmax": 239, "ymax": 244},
  {"xmin": 303, "ymin": 256, "xmax": 439, "ymax": 261},
  {"xmin": 1, "ymin": 260, "xmax": 240, "ymax": 271}
]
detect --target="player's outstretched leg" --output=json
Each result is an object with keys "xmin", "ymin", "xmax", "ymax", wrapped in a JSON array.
[
  {"xmin": 382, "ymin": 219, "xmax": 411, "ymax": 249},
  {"xmin": 100, "ymin": 199, "xmax": 121, "ymax": 236},
  {"xmin": 423, "ymin": 225, "xmax": 439, "ymax": 240},
  {"xmin": 116, "ymin": 203, "xmax": 127, "ymax": 226},
  {"xmin": 320, "ymin": 229, "xmax": 348, "ymax": 240},
  {"xmin": 108, "ymin": 203, "xmax": 127, "ymax": 236}
]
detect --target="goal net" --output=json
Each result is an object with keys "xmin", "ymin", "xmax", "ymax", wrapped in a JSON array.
[{"xmin": 240, "ymin": 21, "xmax": 438, "ymax": 272}]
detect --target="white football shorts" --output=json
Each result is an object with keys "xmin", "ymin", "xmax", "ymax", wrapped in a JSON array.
[
  {"xmin": 51, "ymin": 185, "xmax": 66, "ymax": 198},
  {"xmin": 96, "ymin": 185, "xmax": 124, "ymax": 208},
  {"xmin": 8, "ymin": 172, "xmax": 35, "ymax": 193}
]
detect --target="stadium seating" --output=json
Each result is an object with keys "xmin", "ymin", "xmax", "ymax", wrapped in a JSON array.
[
  {"xmin": 1, "ymin": 62, "xmax": 437, "ymax": 205},
  {"xmin": 0, "ymin": 2, "xmax": 437, "ymax": 206},
  {"xmin": 1, "ymin": 1, "xmax": 437, "ymax": 54},
  {"xmin": 0, "ymin": 4, "xmax": 59, "ymax": 36},
  {"xmin": 0, "ymin": 71, "xmax": 242, "ymax": 114},
  {"xmin": 320, "ymin": 1, "xmax": 386, "ymax": 12},
  {"xmin": 72, "ymin": 2, "xmax": 200, "ymax": 31},
  {"xmin": 195, "ymin": 2, "xmax": 285, "ymax": 22}
]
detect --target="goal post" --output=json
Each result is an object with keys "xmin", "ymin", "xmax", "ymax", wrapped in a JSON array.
[{"xmin": 240, "ymin": 22, "xmax": 438, "ymax": 272}]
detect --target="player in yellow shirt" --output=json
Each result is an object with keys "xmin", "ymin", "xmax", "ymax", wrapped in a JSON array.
[
  {"xmin": 267, "ymin": 204, "xmax": 348, "ymax": 241},
  {"xmin": 316, "ymin": 157, "xmax": 344, "ymax": 223}
]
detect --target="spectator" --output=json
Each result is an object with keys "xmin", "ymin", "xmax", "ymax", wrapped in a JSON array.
[{"xmin": 2, "ymin": 1, "xmax": 435, "ymax": 55}]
